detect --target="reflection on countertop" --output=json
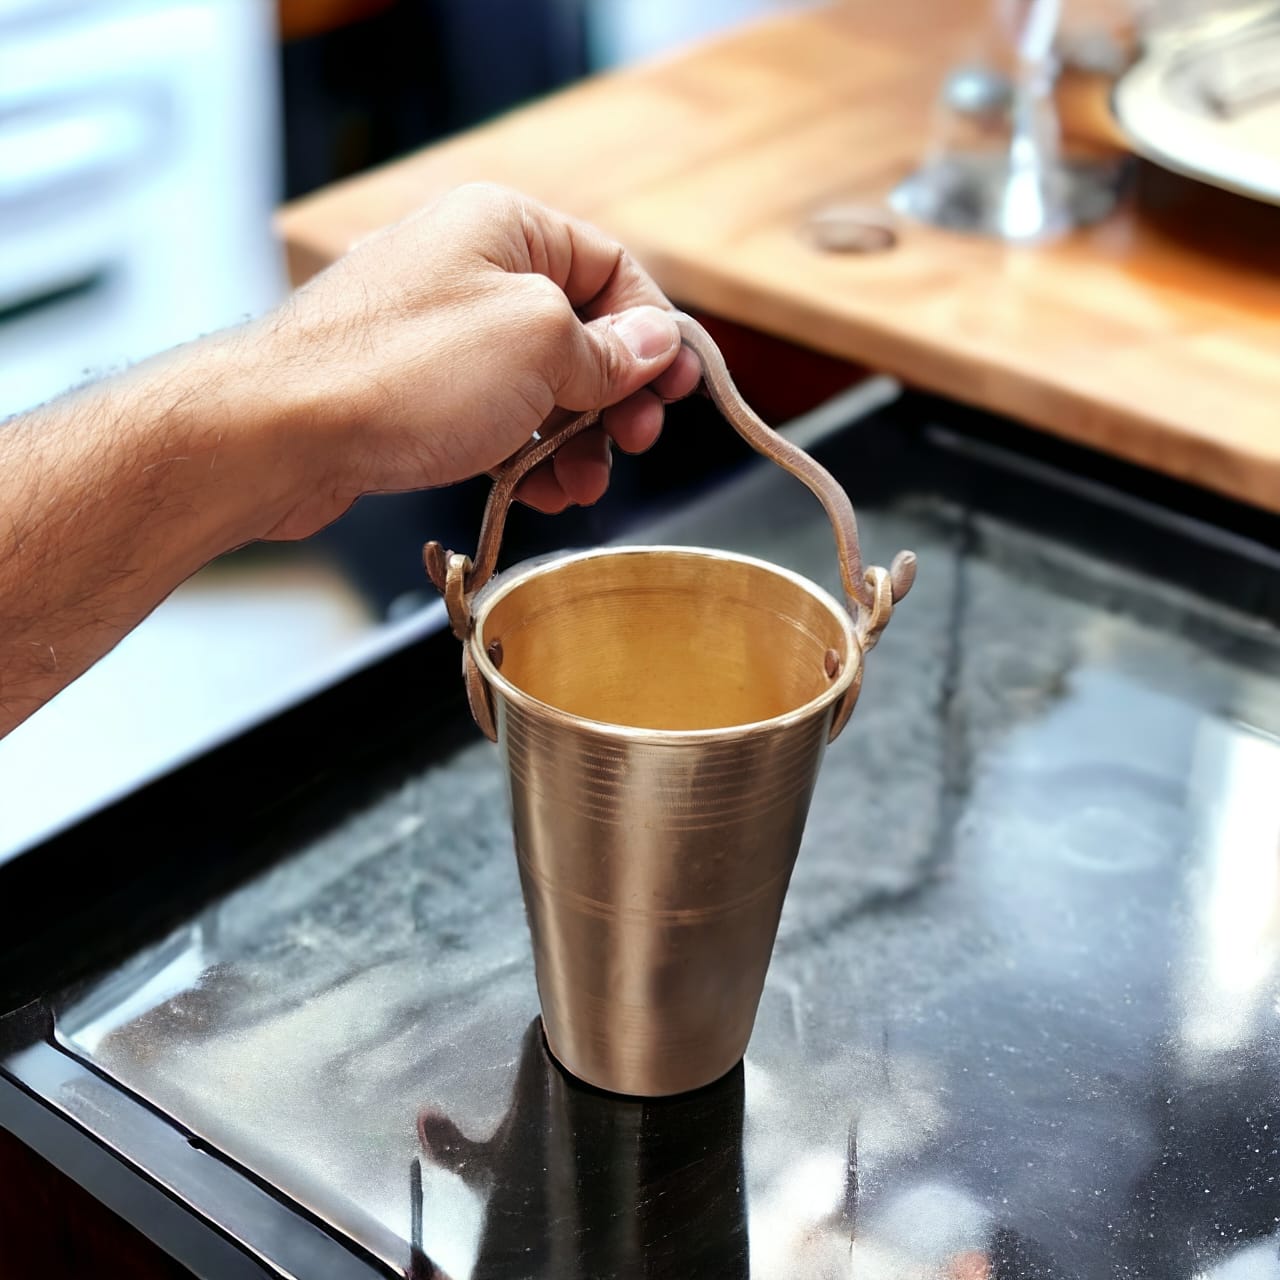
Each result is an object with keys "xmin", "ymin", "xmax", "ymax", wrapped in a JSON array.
[{"xmin": 415, "ymin": 1020, "xmax": 747, "ymax": 1280}]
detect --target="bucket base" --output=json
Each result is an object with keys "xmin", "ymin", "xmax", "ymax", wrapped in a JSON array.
[{"xmin": 540, "ymin": 1020, "xmax": 744, "ymax": 1100}]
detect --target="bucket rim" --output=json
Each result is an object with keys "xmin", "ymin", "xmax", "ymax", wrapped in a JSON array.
[{"xmin": 469, "ymin": 544, "xmax": 860, "ymax": 744}]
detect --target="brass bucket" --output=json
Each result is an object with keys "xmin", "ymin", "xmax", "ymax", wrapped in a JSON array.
[{"xmin": 425, "ymin": 314, "xmax": 915, "ymax": 1096}]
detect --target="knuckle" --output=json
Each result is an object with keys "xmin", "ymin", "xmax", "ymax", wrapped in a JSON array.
[
  {"xmin": 513, "ymin": 279, "xmax": 583, "ymax": 393},
  {"xmin": 449, "ymin": 181, "xmax": 515, "ymax": 211},
  {"xmin": 522, "ymin": 276, "xmax": 574, "ymax": 333},
  {"xmin": 436, "ymin": 183, "xmax": 525, "ymax": 235},
  {"xmin": 597, "ymin": 328, "xmax": 624, "ymax": 387}
]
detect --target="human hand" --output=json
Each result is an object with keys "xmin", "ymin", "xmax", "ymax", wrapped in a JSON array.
[
  {"xmin": 261, "ymin": 183, "xmax": 702, "ymax": 540},
  {"xmin": 0, "ymin": 184, "xmax": 704, "ymax": 733}
]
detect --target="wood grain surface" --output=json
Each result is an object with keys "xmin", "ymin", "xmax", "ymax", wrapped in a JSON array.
[{"xmin": 277, "ymin": 1, "xmax": 1280, "ymax": 512}]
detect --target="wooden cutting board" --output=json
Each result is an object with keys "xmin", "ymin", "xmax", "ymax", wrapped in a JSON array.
[{"xmin": 277, "ymin": 0, "xmax": 1280, "ymax": 513}]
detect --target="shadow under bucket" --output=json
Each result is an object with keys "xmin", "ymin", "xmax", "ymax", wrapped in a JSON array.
[{"xmin": 426, "ymin": 314, "xmax": 914, "ymax": 1096}]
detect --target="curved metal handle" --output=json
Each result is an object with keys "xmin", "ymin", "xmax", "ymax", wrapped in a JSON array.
[{"xmin": 425, "ymin": 313, "xmax": 915, "ymax": 642}]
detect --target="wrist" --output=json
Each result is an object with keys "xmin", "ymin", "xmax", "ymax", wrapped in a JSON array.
[
  {"xmin": 161, "ymin": 317, "xmax": 351, "ymax": 548},
  {"xmin": 229, "ymin": 300, "xmax": 389, "ymax": 542},
  {"xmin": 103, "ymin": 326, "xmax": 309, "ymax": 561}
]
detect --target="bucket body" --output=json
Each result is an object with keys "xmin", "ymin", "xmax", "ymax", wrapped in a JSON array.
[{"xmin": 469, "ymin": 546, "xmax": 860, "ymax": 1096}]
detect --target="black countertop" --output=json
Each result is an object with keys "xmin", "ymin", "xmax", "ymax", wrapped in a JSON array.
[{"xmin": 4, "ymin": 399, "xmax": 1280, "ymax": 1279}]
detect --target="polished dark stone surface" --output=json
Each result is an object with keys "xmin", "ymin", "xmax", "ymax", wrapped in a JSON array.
[{"xmin": 53, "ymin": 443, "xmax": 1280, "ymax": 1279}]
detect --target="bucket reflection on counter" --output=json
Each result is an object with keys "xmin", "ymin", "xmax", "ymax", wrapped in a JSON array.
[{"xmin": 417, "ymin": 1018, "xmax": 749, "ymax": 1279}]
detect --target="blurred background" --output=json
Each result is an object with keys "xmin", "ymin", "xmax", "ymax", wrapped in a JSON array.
[
  {"xmin": 0, "ymin": 0, "xmax": 806, "ymax": 855},
  {"xmin": 2, "ymin": 0, "xmax": 1271, "ymax": 853}
]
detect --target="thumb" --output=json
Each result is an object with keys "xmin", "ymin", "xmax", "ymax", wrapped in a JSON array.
[{"xmin": 555, "ymin": 305, "xmax": 681, "ymax": 410}]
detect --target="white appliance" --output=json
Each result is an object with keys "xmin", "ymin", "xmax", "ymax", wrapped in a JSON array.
[
  {"xmin": 0, "ymin": 0, "xmax": 284, "ymax": 417},
  {"xmin": 0, "ymin": 0, "xmax": 293, "ymax": 859}
]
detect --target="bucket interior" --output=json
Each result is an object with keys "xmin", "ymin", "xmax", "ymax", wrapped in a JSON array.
[{"xmin": 477, "ymin": 550, "xmax": 851, "ymax": 731}]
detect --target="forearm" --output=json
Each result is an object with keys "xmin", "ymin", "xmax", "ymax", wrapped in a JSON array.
[
  {"xmin": 0, "ymin": 325, "xmax": 304, "ymax": 736},
  {"xmin": 0, "ymin": 186, "xmax": 696, "ymax": 738}
]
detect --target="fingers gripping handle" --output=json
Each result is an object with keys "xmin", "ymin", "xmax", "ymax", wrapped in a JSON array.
[{"xmin": 424, "ymin": 313, "xmax": 915, "ymax": 645}]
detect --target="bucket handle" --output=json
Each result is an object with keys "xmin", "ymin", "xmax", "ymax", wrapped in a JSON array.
[
  {"xmin": 425, "ymin": 313, "xmax": 915, "ymax": 738},
  {"xmin": 427, "ymin": 313, "xmax": 914, "ymax": 633}
]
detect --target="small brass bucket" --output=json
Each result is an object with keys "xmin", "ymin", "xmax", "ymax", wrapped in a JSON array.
[{"xmin": 425, "ymin": 315, "xmax": 914, "ymax": 1096}]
